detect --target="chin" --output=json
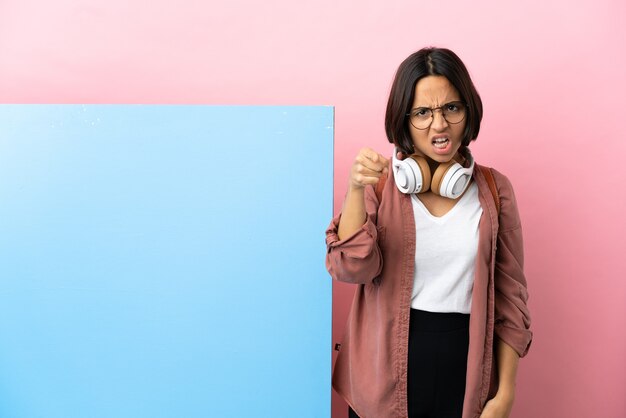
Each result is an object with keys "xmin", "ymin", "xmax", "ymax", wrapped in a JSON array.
[{"xmin": 427, "ymin": 152, "xmax": 458, "ymax": 163}]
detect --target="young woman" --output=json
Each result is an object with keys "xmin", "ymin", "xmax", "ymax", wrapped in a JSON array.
[{"xmin": 325, "ymin": 47, "xmax": 532, "ymax": 418}]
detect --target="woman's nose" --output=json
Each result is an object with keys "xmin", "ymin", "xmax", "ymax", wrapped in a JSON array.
[{"xmin": 430, "ymin": 109, "xmax": 449, "ymax": 131}]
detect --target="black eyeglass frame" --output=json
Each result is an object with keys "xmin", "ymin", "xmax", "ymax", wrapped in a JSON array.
[{"xmin": 405, "ymin": 101, "xmax": 468, "ymax": 130}]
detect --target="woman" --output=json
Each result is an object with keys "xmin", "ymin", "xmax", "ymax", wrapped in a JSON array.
[{"xmin": 325, "ymin": 47, "xmax": 532, "ymax": 418}]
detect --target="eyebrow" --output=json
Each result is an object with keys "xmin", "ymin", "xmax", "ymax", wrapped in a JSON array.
[{"xmin": 412, "ymin": 100, "xmax": 462, "ymax": 108}]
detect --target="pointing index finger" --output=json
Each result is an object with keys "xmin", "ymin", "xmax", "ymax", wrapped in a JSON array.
[{"xmin": 361, "ymin": 154, "xmax": 386, "ymax": 173}]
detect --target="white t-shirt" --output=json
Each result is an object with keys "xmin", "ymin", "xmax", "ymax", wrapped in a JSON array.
[{"xmin": 410, "ymin": 181, "xmax": 483, "ymax": 314}]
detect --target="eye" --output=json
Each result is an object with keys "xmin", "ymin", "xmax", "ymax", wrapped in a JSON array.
[
  {"xmin": 445, "ymin": 103, "xmax": 460, "ymax": 113},
  {"xmin": 412, "ymin": 108, "xmax": 431, "ymax": 118}
]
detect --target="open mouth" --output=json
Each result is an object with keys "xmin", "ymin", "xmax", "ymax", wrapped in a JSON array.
[{"xmin": 432, "ymin": 137, "xmax": 450, "ymax": 149}]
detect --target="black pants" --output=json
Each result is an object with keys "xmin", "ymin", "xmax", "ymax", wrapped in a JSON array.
[{"xmin": 349, "ymin": 309, "xmax": 469, "ymax": 418}]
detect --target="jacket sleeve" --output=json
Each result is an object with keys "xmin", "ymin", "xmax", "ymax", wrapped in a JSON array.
[
  {"xmin": 492, "ymin": 169, "xmax": 533, "ymax": 358},
  {"xmin": 325, "ymin": 185, "xmax": 383, "ymax": 284}
]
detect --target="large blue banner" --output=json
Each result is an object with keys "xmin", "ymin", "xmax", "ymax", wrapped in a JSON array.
[{"xmin": 0, "ymin": 105, "xmax": 333, "ymax": 418}]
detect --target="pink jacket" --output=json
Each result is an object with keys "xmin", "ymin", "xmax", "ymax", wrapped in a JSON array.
[{"xmin": 325, "ymin": 161, "xmax": 532, "ymax": 418}]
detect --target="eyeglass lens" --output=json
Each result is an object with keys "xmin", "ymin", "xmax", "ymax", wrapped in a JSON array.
[{"xmin": 409, "ymin": 102, "xmax": 466, "ymax": 130}]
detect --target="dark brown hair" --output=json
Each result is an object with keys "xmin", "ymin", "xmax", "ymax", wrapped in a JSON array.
[{"xmin": 384, "ymin": 47, "xmax": 483, "ymax": 154}]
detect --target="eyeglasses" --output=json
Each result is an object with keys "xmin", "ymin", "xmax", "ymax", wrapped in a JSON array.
[{"xmin": 406, "ymin": 101, "xmax": 467, "ymax": 130}]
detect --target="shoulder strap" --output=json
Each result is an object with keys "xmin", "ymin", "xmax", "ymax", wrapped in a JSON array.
[
  {"xmin": 479, "ymin": 165, "xmax": 500, "ymax": 215},
  {"xmin": 374, "ymin": 166, "xmax": 500, "ymax": 215}
]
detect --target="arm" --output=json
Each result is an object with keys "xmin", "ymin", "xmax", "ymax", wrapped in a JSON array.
[
  {"xmin": 494, "ymin": 225, "xmax": 532, "ymax": 357},
  {"xmin": 492, "ymin": 170, "xmax": 532, "ymax": 357},
  {"xmin": 480, "ymin": 170, "xmax": 532, "ymax": 418},
  {"xmin": 325, "ymin": 148, "xmax": 388, "ymax": 284},
  {"xmin": 337, "ymin": 186, "xmax": 367, "ymax": 241},
  {"xmin": 480, "ymin": 338, "xmax": 519, "ymax": 418},
  {"xmin": 495, "ymin": 338, "xmax": 520, "ymax": 398},
  {"xmin": 337, "ymin": 149, "xmax": 388, "ymax": 240},
  {"xmin": 325, "ymin": 185, "xmax": 383, "ymax": 284}
]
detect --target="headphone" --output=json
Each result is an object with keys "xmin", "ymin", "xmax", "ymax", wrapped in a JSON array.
[{"xmin": 392, "ymin": 148, "xmax": 475, "ymax": 199}]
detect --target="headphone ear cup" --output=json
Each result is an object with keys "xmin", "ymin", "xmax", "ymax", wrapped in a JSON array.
[
  {"xmin": 393, "ymin": 154, "xmax": 430, "ymax": 194},
  {"xmin": 432, "ymin": 160, "xmax": 473, "ymax": 199},
  {"xmin": 412, "ymin": 156, "xmax": 431, "ymax": 193},
  {"xmin": 431, "ymin": 160, "xmax": 458, "ymax": 197}
]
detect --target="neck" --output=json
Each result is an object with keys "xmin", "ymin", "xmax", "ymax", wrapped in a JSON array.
[{"xmin": 425, "ymin": 151, "xmax": 464, "ymax": 172}]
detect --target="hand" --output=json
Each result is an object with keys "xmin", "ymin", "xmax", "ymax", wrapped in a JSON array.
[
  {"xmin": 349, "ymin": 148, "xmax": 389, "ymax": 190},
  {"xmin": 479, "ymin": 393, "xmax": 515, "ymax": 418}
]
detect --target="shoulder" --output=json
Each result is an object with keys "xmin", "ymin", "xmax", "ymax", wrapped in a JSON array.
[
  {"xmin": 489, "ymin": 167, "xmax": 514, "ymax": 193},
  {"xmin": 474, "ymin": 162, "xmax": 515, "ymax": 194}
]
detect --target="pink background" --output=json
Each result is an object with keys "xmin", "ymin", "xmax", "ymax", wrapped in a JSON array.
[{"xmin": 1, "ymin": 1, "xmax": 625, "ymax": 417}]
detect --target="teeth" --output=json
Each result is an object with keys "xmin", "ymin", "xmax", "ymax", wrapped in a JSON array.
[{"xmin": 433, "ymin": 138, "xmax": 449, "ymax": 149}]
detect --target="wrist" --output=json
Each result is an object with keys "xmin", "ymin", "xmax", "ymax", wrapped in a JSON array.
[{"xmin": 348, "ymin": 184, "xmax": 366, "ymax": 194}]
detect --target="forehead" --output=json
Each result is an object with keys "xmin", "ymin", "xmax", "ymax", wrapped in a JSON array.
[{"xmin": 413, "ymin": 75, "xmax": 460, "ymax": 106}]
